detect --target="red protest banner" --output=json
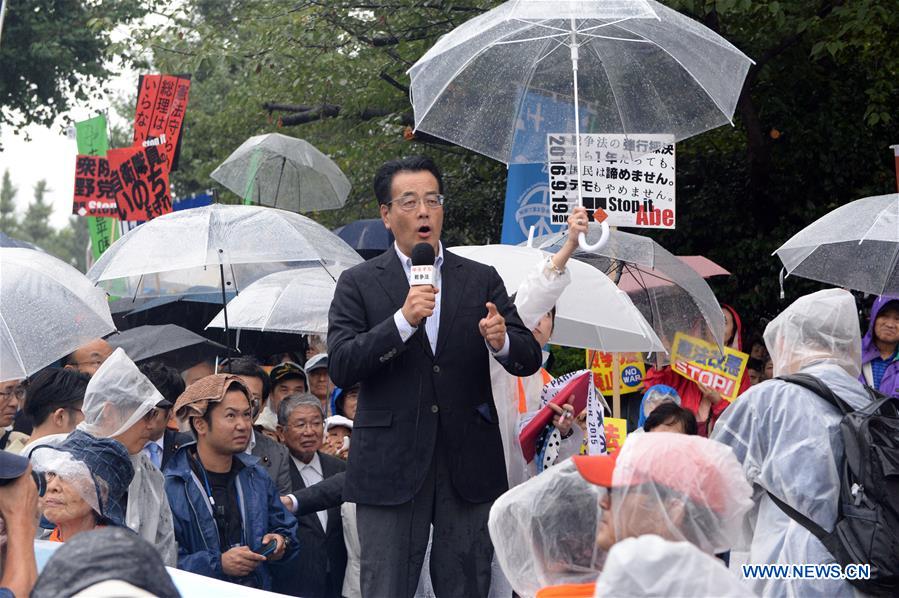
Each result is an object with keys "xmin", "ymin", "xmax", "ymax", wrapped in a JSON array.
[
  {"xmin": 107, "ymin": 145, "xmax": 173, "ymax": 222},
  {"xmin": 72, "ymin": 155, "xmax": 119, "ymax": 217},
  {"xmin": 133, "ymin": 74, "xmax": 191, "ymax": 170}
]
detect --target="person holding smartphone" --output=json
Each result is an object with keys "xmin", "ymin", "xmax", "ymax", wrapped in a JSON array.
[{"xmin": 164, "ymin": 374, "xmax": 298, "ymax": 590}]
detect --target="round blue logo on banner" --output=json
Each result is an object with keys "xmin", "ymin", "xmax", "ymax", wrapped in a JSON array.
[{"xmin": 621, "ymin": 366, "xmax": 643, "ymax": 388}]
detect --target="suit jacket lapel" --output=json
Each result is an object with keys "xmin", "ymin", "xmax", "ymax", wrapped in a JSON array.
[
  {"xmin": 373, "ymin": 248, "xmax": 409, "ymax": 312},
  {"xmin": 435, "ymin": 250, "xmax": 469, "ymax": 358},
  {"xmin": 289, "ymin": 458, "xmax": 305, "ymax": 492}
]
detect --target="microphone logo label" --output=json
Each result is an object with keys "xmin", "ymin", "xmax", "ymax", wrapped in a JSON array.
[{"xmin": 411, "ymin": 265, "xmax": 434, "ymax": 286}]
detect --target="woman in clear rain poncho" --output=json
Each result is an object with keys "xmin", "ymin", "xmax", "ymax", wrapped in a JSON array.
[
  {"xmin": 31, "ymin": 430, "xmax": 134, "ymax": 542},
  {"xmin": 578, "ymin": 433, "xmax": 755, "ymax": 597},
  {"xmin": 711, "ymin": 288, "xmax": 872, "ymax": 598},
  {"xmin": 77, "ymin": 348, "xmax": 178, "ymax": 566},
  {"xmin": 489, "ymin": 432, "xmax": 754, "ymax": 598}
]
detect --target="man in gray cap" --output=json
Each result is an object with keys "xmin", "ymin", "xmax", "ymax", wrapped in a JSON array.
[{"xmin": 305, "ymin": 353, "xmax": 333, "ymax": 417}]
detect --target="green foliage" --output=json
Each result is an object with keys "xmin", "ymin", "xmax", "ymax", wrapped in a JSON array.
[
  {"xmin": 0, "ymin": 0, "xmax": 148, "ymax": 133},
  {"xmin": 128, "ymin": 0, "xmax": 898, "ymax": 332},
  {"xmin": 1, "ymin": 170, "xmax": 88, "ymax": 270}
]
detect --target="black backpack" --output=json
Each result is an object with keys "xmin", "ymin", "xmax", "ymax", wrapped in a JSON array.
[{"xmin": 771, "ymin": 373, "xmax": 899, "ymax": 596}]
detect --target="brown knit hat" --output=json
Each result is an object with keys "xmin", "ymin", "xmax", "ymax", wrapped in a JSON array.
[{"xmin": 173, "ymin": 374, "xmax": 251, "ymax": 423}]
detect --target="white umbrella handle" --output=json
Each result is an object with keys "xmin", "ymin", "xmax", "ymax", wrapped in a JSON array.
[{"xmin": 578, "ymin": 222, "xmax": 610, "ymax": 251}]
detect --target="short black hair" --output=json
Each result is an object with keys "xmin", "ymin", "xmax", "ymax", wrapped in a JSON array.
[
  {"xmin": 24, "ymin": 368, "xmax": 90, "ymax": 426},
  {"xmin": 643, "ymin": 402, "xmax": 698, "ymax": 435},
  {"xmin": 373, "ymin": 156, "xmax": 443, "ymax": 206},
  {"xmin": 138, "ymin": 361, "xmax": 185, "ymax": 407},
  {"xmin": 746, "ymin": 357, "xmax": 763, "ymax": 372},
  {"xmin": 220, "ymin": 356, "xmax": 271, "ymax": 400}
]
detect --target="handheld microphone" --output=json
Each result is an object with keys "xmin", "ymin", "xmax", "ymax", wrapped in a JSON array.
[
  {"xmin": 410, "ymin": 242, "xmax": 436, "ymax": 286},
  {"xmin": 411, "ymin": 243, "xmax": 436, "ymax": 331}
]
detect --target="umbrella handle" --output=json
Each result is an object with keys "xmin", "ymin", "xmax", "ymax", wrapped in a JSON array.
[{"xmin": 578, "ymin": 221, "xmax": 610, "ymax": 252}]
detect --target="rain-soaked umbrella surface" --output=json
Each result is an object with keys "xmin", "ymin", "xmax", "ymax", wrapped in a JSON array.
[
  {"xmin": 86, "ymin": 203, "xmax": 362, "ymax": 349},
  {"xmin": 206, "ymin": 266, "xmax": 346, "ymax": 336},
  {"xmin": 775, "ymin": 193, "xmax": 899, "ymax": 295},
  {"xmin": 409, "ymin": 0, "xmax": 753, "ymax": 164},
  {"xmin": 1, "ymin": 248, "xmax": 115, "ymax": 381},
  {"xmin": 450, "ymin": 244, "xmax": 663, "ymax": 351},
  {"xmin": 333, "ymin": 218, "xmax": 394, "ymax": 260},
  {"xmin": 532, "ymin": 224, "xmax": 725, "ymax": 360},
  {"xmin": 409, "ymin": 0, "xmax": 752, "ymax": 252},
  {"xmin": 210, "ymin": 133, "xmax": 351, "ymax": 213},
  {"xmin": 108, "ymin": 324, "xmax": 228, "ymax": 369}
]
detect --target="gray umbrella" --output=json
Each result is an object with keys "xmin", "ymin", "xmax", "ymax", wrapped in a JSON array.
[
  {"xmin": 107, "ymin": 324, "xmax": 228, "ymax": 369},
  {"xmin": 210, "ymin": 133, "xmax": 351, "ymax": 213}
]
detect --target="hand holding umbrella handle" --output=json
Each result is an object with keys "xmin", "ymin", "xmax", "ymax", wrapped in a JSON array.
[{"xmin": 578, "ymin": 221, "xmax": 610, "ymax": 252}]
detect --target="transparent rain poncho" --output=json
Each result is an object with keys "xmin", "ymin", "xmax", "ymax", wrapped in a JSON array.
[
  {"xmin": 608, "ymin": 432, "xmax": 753, "ymax": 555},
  {"xmin": 489, "ymin": 460, "xmax": 606, "ymax": 597},
  {"xmin": 593, "ymin": 535, "xmax": 755, "ymax": 597},
  {"xmin": 763, "ymin": 288, "xmax": 862, "ymax": 379},
  {"xmin": 712, "ymin": 289, "xmax": 871, "ymax": 597},
  {"xmin": 637, "ymin": 384, "xmax": 681, "ymax": 427},
  {"xmin": 32, "ymin": 450, "xmax": 107, "ymax": 519},
  {"xmin": 78, "ymin": 348, "xmax": 163, "ymax": 438}
]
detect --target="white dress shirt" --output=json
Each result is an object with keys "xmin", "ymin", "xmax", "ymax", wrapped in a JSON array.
[
  {"xmin": 392, "ymin": 242, "xmax": 509, "ymax": 357},
  {"xmin": 290, "ymin": 452, "xmax": 327, "ymax": 530}
]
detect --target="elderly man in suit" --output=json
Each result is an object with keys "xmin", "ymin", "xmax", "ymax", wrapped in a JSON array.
[
  {"xmin": 276, "ymin": 394, "xmax": 347, "ymax": 598},
  {"xmin": 328, "ymin": 156, "xmax": 542, "ymax": 598}
]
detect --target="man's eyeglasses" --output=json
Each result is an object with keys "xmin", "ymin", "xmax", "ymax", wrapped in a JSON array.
[
  {"xmin": 387, "ymin": 193, "xmax": 445, "ymax": 212},
  {"xmin": 0, "ymin": 387, "xmax": 25, "ymax": 400}
]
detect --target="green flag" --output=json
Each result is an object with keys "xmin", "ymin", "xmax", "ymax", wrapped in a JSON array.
[{"xmin": 74, "ymin": 115, "xmax": 118, "ymax": 262}]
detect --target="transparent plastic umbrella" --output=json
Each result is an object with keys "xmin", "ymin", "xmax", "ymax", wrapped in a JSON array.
[
  {"xmin": 86, "ymin": 204, "xmax": 362, "ymax": 299},
  {"xmin": 409, "ymin": 0, "xmax": 753, "ymax": 251},
  {"xmin": 210, "ymin": 133, "xmax": 351, "ymax": 213},
  {"xmin": 1, "ymin": 248, "xmax": 115, "ymax": 381},
  {"xmin": 531, "ymin": 224, "xmax": 725, "ymax": 362},
  {"xmin": 206, "ymin": 266, "xmax": 347, "ymax": 335},
  {"xmin": 86, "ymin": 204, "xmax": 362, "ymax": 348},
  {"xmin": 775, "ymin": 193, "xmax": 899, "ymax": 295},
  {"xmin": 450, "ymin": 245, "xmax": 663, "ymax": 352}
]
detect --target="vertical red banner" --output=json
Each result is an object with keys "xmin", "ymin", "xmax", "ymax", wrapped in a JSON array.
[{"xmin": 107, "ymin": 145, "xmax": 173, "ymax": 221}]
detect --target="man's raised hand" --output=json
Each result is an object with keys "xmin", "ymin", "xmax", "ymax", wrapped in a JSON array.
[{"xmin": 479, "ymin": 302, "xmax": 506, "ymax": 352}]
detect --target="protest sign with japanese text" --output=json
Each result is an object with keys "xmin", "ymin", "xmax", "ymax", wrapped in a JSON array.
[
  {"xmin": 72, "ymin": 154, "xmax": 119, "ymax": 218},
  {"xmin": 603, "ymin": 418, "xmax": 628, "ymax": 456},
  {"xmin": 587, "ymin": 350, "xmax": 646, "ymax": 397},
  {"xmin": 547, "ymin": 133, "xmax": 676, "ymax": 229},
  {"xmin": 670, "ymin": 332, "xmax": 749, "ymax": 402},
  {"xmin": 107, "ymin": 145, "xmax": 173, "ymax": 222},
  {"xmin": 75, "ymin": 115, "xmax": 108, "ymax": 157},
  {"xmin": 133, "ymin": 74, "xmax": 191, "ymax": 170}
]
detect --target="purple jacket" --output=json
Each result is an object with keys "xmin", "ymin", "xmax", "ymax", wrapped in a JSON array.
[{"xmin": 859, "ymin": 295, "xmax": 899, "ymax": 397}]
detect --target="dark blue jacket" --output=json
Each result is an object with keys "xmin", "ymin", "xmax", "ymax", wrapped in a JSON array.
[{"xmin": 163, "ymin": 443, "xmax": 299, "ymax": 590}]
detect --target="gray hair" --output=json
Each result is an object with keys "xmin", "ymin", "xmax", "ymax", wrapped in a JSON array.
[{"xmin": 277, "ymin": 392, "xmax": 324, "ymax": 426}]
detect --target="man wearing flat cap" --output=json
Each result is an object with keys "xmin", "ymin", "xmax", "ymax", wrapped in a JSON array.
[{"xmin": 164, "ymin": 374, "xmax": 299, "ymax": 590}]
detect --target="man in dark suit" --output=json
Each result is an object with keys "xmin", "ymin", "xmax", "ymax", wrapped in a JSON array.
[
  {"xmin": 328, "ymin": 156, "xmax": 542, "ymax": 598},
  {"xmin": 275, "ymin": 394, "xmax": 347, "ymax": 598}
]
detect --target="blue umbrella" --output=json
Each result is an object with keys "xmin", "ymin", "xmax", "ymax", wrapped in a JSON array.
[
  {"xmin": 333, "ymin": 218, "xmax": 393, "ymax": 260},
  {"xmin": 0, "ymin": 232, "xmax": 42, "ymax": 251}
]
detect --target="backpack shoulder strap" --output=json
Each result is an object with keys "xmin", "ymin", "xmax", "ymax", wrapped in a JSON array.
[
  {"xmin": 776, "ymin": 373, "xmax": 853, "ymax": 415},
  {"xmin": 766, "ymin": 490, "xmax": 830, "ymax": 541}
]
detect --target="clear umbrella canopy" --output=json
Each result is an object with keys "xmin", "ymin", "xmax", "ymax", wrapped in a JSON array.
[
  {"xmin": 450, "ymin": 244, "xmax": 662, "ymax": 352},
  {"xmin": 86, "ymin": 204, "xmax": 362, "ymax": 299},
  {"xmin": 775, "ymin": 193, "xmax": 899, "ymax": 295},
  {"xmin": 532, "ymin": 224, "xmax": 725, "ymax": 361},
  {"xmin": 210, "ymin": 133, "xmax": 351, "ymax": 213},
  {"xmin": 408, "ymin": 0, "xmax": 753, "ymax": 165},
  {"xmin": 206, "ymin": 266, "xmax": 346, "ymax": 335},
  {"xmin": 1, "ymin": 248, "xmax": 115, "ymax": 381}
]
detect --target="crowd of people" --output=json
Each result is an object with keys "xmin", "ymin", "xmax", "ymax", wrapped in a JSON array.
[{"xmin": 0, "ymin": 155, "xmax": 896, "ymax": 597}]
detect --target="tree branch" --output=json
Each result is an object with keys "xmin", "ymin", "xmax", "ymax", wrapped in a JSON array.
[{"xmin": 379, "ymin": 71, "xmax": 409, "ymax": 94}]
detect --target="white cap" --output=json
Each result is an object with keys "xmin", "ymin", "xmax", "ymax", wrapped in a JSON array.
[
  {"xmin": 325, "ymin": 414, "xmax": 353, "ymax": 432},
  {"xmin": 304, "ymin": 352, "xmax": 328, "ymax": 373}
]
